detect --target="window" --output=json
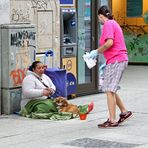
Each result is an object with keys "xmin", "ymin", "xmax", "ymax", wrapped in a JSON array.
[{"xmin": 126, "ymin": 0, "xmax": 142, "ymax": 17}]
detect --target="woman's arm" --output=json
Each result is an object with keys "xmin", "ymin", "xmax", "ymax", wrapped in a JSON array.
[
  {"xmin": 97, "ymin": 38, "xmax": 113, "ymax": 53},
  {"xmin": 22, "ymin": 76, "xmax": 43, "ymax": 99},
  {"xmin": 42, "ymin": 74, "xmax": 56, "ymax": 95},
  {"xmin": 89, "ymin": 38, "xmax": 113, "ymax": 59}
]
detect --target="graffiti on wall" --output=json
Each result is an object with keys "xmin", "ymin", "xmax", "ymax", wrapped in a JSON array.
[
  {"xmin": 10, "ymin": 68, "xmax": 27, "ymax": 87},
  {"xmin": 11, "ymin": 30, "xmax": 36, "ymax": 47},
  {"xmin": 124, "ymin": 33, "xmax": 148, "ymax": 59},
  {"xmin": 9, "ymin": 29, "xmax": 36, "ymax": 86},
  {"xmin": 31, "ymin": 0, "xmax": 47, "ymax": 10},
  {"xmin": 122, "ymin": 25, "xmax": 148, "ymax": 62},
  {"xmin": 11, "ymin": 30, "xmax": 36, "ymax": 69},
  {"xmin": 11, "ymin": 8, "xmax": 31, "ymax": 23},
  {"xmin": 11, "ymin": 0, "xmax": 48, "ymax": 23},
  {"xmin": 114, "ymin": 11, "xmax": 148, "ymax": 63}
]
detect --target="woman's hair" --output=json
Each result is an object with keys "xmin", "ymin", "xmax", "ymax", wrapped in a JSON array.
[
  {"xmin": 98, "ymin": 5, "xmax": 113, "ymax": 20},
  {"xmin": 29, "ymin": 61, "xmax": 42, "ymax": 71}
]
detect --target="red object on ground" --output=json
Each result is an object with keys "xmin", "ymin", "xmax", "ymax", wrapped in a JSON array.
[
  {"xmin": 87, "ymin": 102, "xmax": 94, "ymax": 114},
  {"xmin": 79, "ymin": 114, "xmax": 87, "ymax": 120}
]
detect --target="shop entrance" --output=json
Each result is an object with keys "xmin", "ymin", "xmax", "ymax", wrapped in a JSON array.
[{"xmin": 76, "ymin": 0, "xmax": 98, "ymax": 96}]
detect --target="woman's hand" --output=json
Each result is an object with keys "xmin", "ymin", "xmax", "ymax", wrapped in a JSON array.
[
  {"xmin": 47, "ymin": 88, "xmax": 55, "ymax": 95},
  {"xmin": 89, "ymin": 50, "xmax": 98, "ymax": 59},
  {"xmin": 43, "ymin": 88, "xmax": 54, "ymax": 96}
]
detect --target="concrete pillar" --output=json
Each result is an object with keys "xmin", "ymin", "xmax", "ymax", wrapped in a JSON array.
[
  {"xmin": 0, "ymin": 0, "xmax": 60, "ymax": 114},
  {"xmin": 1, "ymin": 24, "xmax": 36, "ymax": 114}
]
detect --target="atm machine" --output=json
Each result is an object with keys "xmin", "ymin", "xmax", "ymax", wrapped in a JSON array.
[{"xmin": 60, "ymin": 8, "xmax": 77, "ymax": 98}]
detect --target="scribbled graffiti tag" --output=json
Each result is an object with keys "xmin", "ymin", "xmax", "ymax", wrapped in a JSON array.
[
  {"xmin": 10, "ymin": 68, "xmax": 27, "ymax": 87},
  {"xmin": 11, "ymin": 8, "xmax": 31, "ymax": 23},
  {"xmin": 31, "ymin": 0, "xmax": 47, "ymax": 9}
]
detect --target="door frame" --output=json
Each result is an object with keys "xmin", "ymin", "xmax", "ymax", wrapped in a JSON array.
[{"xmin": 76, "ymin": 0, "xmax": 99, "ymax": 96}]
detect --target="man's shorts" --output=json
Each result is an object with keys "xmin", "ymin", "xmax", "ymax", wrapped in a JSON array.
[{"xmin": 102, "ymin": 61, "xmax": 128, "ymax": 93}]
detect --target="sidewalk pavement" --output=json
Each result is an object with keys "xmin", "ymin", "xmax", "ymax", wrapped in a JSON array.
[{"xmin": 0, "ymin": 65, "xmax": 148, "ymax": 148}]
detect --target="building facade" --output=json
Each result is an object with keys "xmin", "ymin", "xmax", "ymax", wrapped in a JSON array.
[{"xmin": 1, "ymin": 0, "xmax": 147, "ymax": 114}]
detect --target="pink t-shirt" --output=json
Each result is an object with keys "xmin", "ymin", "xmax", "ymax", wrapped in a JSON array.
[{"xmin": 100, "ymin": 20, "xmax": 128, "ymax": 64}]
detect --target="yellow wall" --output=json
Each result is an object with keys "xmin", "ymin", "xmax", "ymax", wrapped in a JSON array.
[
  {"xmin": 112, "ymin": 0, "xmax": 148, "ymax": 64},
  {"xmin": 112, "ymin": 0, "xmax": 148, "ymax": 26}
]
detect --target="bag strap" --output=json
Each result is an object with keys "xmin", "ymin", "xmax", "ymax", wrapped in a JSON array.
[
  {"xmin": 40, "ymin": 80, "xmax": 49, "ymax": 88},
  {"xmin": 37, "ymin": 77, "xmax": 49, "ymax": 88}
]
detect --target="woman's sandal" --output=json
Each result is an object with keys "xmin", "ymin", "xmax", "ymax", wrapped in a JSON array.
[
  {"xmin": 118, "ymin": 111, "xmax": 132, "ymax": 124},
  {"xmin": 98, "ymin": 119, "xmax": 118, "ymax": 128}
]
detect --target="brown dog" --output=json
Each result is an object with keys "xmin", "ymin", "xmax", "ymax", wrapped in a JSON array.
[{"xmin": 55, "ymin": 97, "xmax": 79, "ymax": 115}]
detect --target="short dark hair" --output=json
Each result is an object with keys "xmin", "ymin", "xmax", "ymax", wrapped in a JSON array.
[
  {"xmin": 29, "ymin": 61, "xmax": 42, "ymax": 71},
  {"xmin": 98, "ymin": 5, "xmax": 113, "ymax": 20}
]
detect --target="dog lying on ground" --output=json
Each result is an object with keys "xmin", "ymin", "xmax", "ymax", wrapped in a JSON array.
[{"xmin": 54, "ymin": 97, "xmax": 80, "ymax": 115}]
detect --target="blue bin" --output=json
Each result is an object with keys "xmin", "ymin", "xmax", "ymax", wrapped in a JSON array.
[
  {"xmin": 66, "ymin": 72, "xmax": 76, "ymax": 96},
  {"xmin": 44, "ymin": 68, "xmax": 67, "ymax": 98}
]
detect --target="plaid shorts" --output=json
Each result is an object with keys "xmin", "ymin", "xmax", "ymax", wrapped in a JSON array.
[{"xmin": 102, "ymin": 61, "xmax": 128, "ymax": 93}]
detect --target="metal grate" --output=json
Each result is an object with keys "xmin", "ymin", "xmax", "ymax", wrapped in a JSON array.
[{"xmin": 63, "ymin": 138, "xmax": 141, "ymax": 148}]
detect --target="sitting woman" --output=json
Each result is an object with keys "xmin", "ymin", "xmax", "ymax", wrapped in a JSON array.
[
  {"xmin": 20, "ymin": 61, "xmax": 94, "ymax": 120},
  {"xmin": 21, "ymin": 61, "xmax": 58, "ymax": 117}
]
